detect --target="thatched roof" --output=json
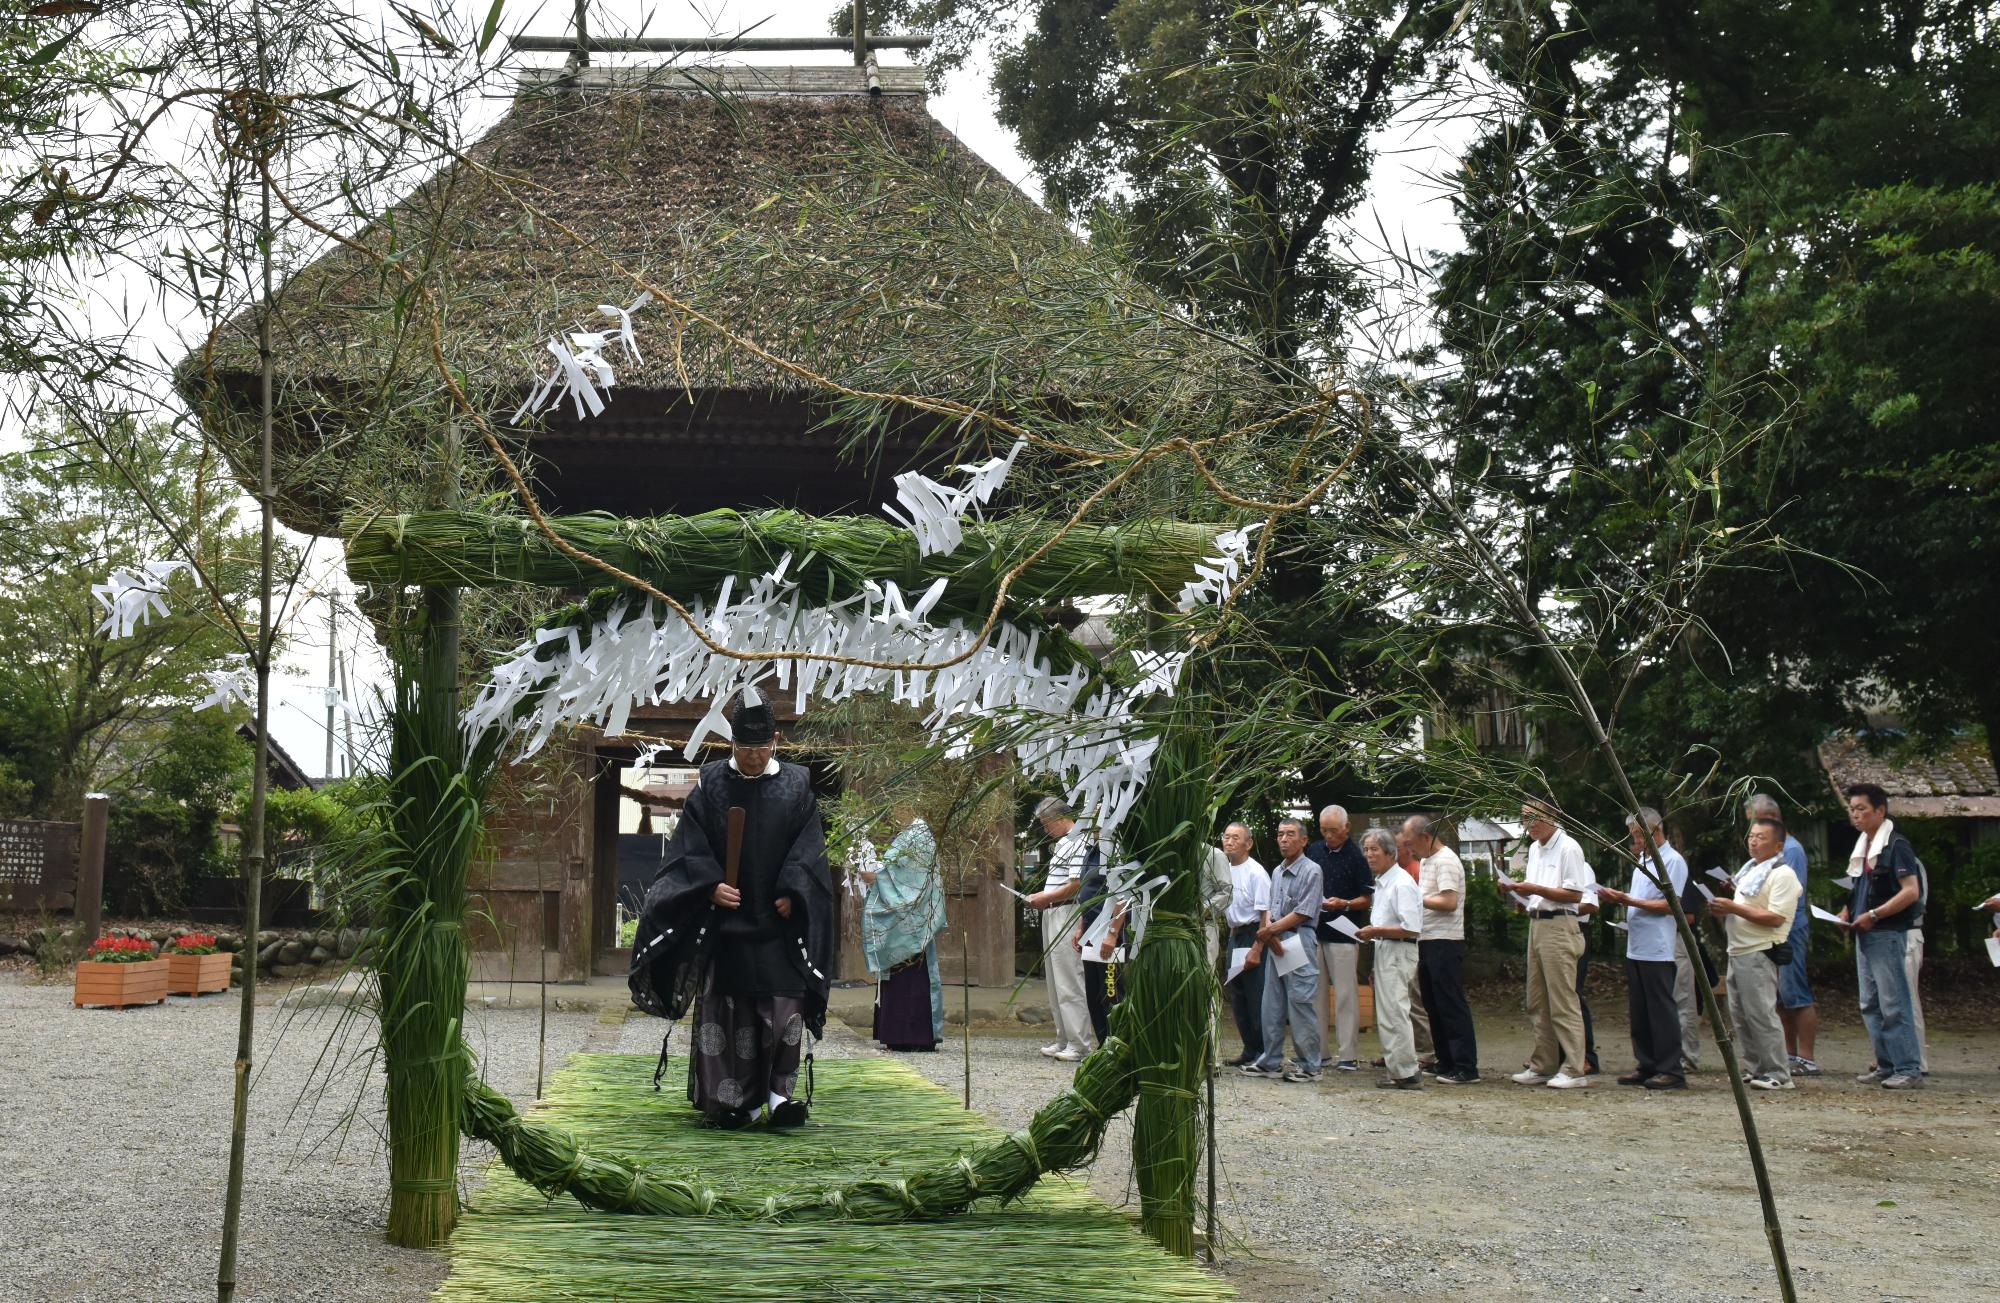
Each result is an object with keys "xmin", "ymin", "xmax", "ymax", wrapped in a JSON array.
[
  {"xmin": 1819, "ymin": 733, "xmax": 2000, "ymax": 819},
  {"xmin": 194, "ymin": 64, "xmax": 1058, "ymax": 534}
]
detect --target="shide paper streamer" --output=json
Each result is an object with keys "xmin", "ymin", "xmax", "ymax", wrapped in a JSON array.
[
  {"xmin": 464, "ymin": 558, "xmax": 1191, "ymax": 841},
  {"xmin": 91, "ymin": 560, "xmax": 187, "ymax": 639}
]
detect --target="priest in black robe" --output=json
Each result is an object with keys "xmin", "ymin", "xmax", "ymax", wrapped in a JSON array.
[{"xmin": 629, "ymin": 687, "xmax": 834, "ymax": 1129}]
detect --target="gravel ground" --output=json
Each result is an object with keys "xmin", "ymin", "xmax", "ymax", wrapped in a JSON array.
[
  {"xmin": 0, "ymin": 972, "xmax": 601, "ymax": 1303},
  {"xmin": 881, "ymin": 1001, "xmax": 2000, "ymax": 1302},
  {"xmin": 9, "ymin": 973, "xmax": 1995, "ymax": 1303}
]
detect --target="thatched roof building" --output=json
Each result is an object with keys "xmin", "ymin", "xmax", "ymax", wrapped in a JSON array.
[
  {"xmin": 197, "ymin": 60, "xmax": 1085, "ymax": 986},
  {"xmin": 194, "ymin": 62, "xmax": 1054, "ymax": 535}
]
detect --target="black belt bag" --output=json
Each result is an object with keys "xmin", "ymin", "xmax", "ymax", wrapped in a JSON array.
[{"xmin": 1763, "ymin": 940, "xmax": 1793, "ymax": 967}]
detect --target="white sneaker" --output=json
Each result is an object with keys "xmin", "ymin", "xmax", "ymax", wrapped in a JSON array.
[
  {"xmin": 1546, "ymin": 1072, "xmax": 1589, "ymax": 1089},
  {"xmin": 1054, "ymin": 1048, "xmax": 1084, "ymax": 1063},
  {"xmin": 1039, "ymin": 1043, "xmax": 1066, "ymax": 1058},
  {"xmin": 1748, "ymin": 1074, "xmax": 1795, "ymax": 1091},
  {"xmin": 1511, "ymin": 1069, "xmax": 1552, "ymax": 1085}
]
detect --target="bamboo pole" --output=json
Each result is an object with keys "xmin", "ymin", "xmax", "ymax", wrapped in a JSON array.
[
  {"xmin": 217, "ymin": 11, "xmax": 276, "ymax": 1289},
  {"xmin": 961, "ymin": 929, "xmax": 971, "ymax": 1110}
]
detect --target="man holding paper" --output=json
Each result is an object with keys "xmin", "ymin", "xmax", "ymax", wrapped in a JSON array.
[
  {"xmin": 1406, "ymin": 816, "xmax": 1479, "ymax": 1084},
  {"xmin": 1308, "ymin": 805, "xmax": 1372, "ymax": 1074},
  {"xmin": 1242, "ymin": 818, "xmax": 1324, "ymax": 1083},
  {"xmin": 1218, "ymin": 823, "xmax": 1271, "ymax": 1066},
  {"xmin": 1839, "ymin": 784, "xmax": 1925, "ymax": 1089},
  {"xmin": 1501, "ymin": 802, "xmax": 1593, "ymax": 1088},
  {"xmin": 1599, "ymin": 807, "xmax": 1688, "ymax": 1090},
  {"xmin": 1706, "ymin": 816, "xmax": 1802, "ymax": 1090},
  {"xmin": 1356, "ymin": 827, "xmax": 1424, "ymax": 1089},
  {"xmin": 1747, "ymin": 794, "xmax": 1821, "ymax": 1078}
]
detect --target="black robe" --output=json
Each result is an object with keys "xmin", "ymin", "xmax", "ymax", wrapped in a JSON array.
[{"xmin": 628, "ymin": 758, "xmax": 835, "ymax": 1040}]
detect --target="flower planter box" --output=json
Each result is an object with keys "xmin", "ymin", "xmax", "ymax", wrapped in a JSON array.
[
  {"xmin": 73, "ymin": 957, "xmax": 169, "ymax": 1009},
  {"xmin": 167, "ymin": 951, "xmax": 232, "ymax": 996}
]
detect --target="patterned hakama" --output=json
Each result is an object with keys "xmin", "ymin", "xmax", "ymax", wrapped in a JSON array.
[{"xmin": 689, "ymin": 985, "xmax": 807, "ymax": 1118}]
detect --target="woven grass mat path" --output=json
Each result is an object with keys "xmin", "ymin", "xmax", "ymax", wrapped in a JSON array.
[{"xmin": 436, "ymin": 1053, "xmax": 1235, "ymax": 1303}]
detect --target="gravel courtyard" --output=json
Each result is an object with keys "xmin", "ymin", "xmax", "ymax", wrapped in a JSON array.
[{"xmin": 5, "ymin": 971, "xmax": 1995, "ymax": 1302}]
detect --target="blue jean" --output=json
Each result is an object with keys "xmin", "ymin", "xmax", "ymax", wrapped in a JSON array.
[
  {"xmin": 1255, "ymin": 931, "xmax": 1323, "ymax": 1073},
  {"xmin": 1856, "ymin": 927, "xmax": 1922, "ymax": 1077}
]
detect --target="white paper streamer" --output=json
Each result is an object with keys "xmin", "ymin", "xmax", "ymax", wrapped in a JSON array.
[
  {"xmin": 1176, "ymin": 522, "xmax": 1263, "ymax": 612},
  {"xmin": 193, "ymin": 653, "xmax": 256, "ymax": 713},
  {"xmin": 92, "ymin": 560, "xmax": 187, "ymax": 639},
  {"xmin": 463, "ymin": 552, "xmax": 1185, "ymax": 839},
  {"xmin": 512, "ymin": 293, "xmax": 655, "ymax": 423},
  {"xmin": 880, "ymin": 440, "xmax": 1026, "ymax": 557}
]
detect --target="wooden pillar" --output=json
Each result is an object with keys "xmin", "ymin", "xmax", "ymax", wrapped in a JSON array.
[
  {"xmin": 77, "ymin": 793, "xmax": 109, "ymax": 946},
  {"xmin": 557, "ymin": 742, "xmax": 596, "ymax": 983}
]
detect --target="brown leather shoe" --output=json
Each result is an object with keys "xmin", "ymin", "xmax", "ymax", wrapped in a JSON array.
[
  {"xmin": 1642, "ymin": 1073, "xmax": 1687, "ymax": 1091},
  {"xmin": 1616, "ymin": 1070, "xmax": 1648, "ymax": 1086}
]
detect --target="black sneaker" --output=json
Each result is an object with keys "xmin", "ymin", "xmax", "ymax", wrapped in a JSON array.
[{"xmin": 1436, "ymin": 1070, "xmax": 1481, "ymax": 1085}]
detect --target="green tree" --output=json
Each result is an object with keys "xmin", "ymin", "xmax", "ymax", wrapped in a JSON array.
[
  {"xmin": 858, "ymin": 0, "xmax": 1462, "ymax": 360},
  {"xmin": 1423, "ymin": 1, "xmax": 2000, "ymax": 827},
  {"xmin": 0, "ymin": 423, "xmax": 268, "ymax": 819}
]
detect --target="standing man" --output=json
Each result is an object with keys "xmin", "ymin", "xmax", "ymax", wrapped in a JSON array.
[
  {"xmin": 1575, "ymin": 860, "xmax": 1603, "ymax": 1076},
  {"xmin": 1500, "ymin": 801, "xmax": 1592, "ymax": 1089},
  {"xmin": 1026, "ymin": 796, "xmax": 1095, "ymax": 1063},
  {"xmin": 1243, "ymin": 817, "xmax": 1324, "ymax": 1083},
  {"xmin": 1746, "ymin": 793, "xmax": 1820, "ymax": 1077},
  {"xmin": 1356, "ymin": 828, "xmax": 1424, "ymax": 1090},
  {"xmin": 630, "ymin": 687, "xmax": 835, "ymax": 1129},
  {"xmin": 1599, "ymin": 807, "xmax": 1688, "ymax": 1090},
  {"xmin": 1218, "ymin": 823, "xmax": 1270, "ymax": 1067},
  {"xmin": 1708, "ymin": 816, "xmax": 1803, "ymax": 1091},
  {"xmin": 1839, "ymin": 784, "xmax": 1925, "ymax": 1089},
  {"xmin": 1072, "ymin": 850, "xmax": 1126, "ymax": 1048},
  {"xmin": 1308, "ymin": 804, "xmax": 1371, "ymax": 1073},
  {"xmin": 1393, "ymin": 821, "xmax": 1436, "ymax": 1067},
  {"xmin": 1404, "ymin": 816, "xmax": 1478, "ymax": 1084}
]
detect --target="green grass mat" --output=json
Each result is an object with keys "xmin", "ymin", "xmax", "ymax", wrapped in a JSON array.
[{"xmin": 437, "ymin": 1053, "xmax": 1235, "ymax": 1302}]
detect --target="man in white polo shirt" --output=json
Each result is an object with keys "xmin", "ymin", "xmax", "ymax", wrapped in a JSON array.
[
  {"xmin": 1217, "ymin": 823, "xmax": 1270, "ymax": 1067},
  {"xmin": 1026, "ymin": 796, "xmax": 1095, "ymax": 1063},
  {"xmin": 1499, "ymin": 800, "xmax": 1592, "ymax": 1088},
  {"xmin": 1356, "ymin": 827, "xmax": 1424, "ymax": 1090}
]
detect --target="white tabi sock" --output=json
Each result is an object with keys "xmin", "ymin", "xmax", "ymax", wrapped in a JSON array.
[{"xmin": 768, "ymin": 1090, "xmax": 789, "ymax": 1114}]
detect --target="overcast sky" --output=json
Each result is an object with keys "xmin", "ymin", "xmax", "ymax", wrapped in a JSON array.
[{"xmin": 14, "ymin": 0, "xmax": 1472, "ymax": 777}]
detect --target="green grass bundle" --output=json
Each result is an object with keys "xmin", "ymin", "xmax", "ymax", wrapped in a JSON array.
[
  {"xmin": 459, "ymin": 1039, "xmax": 1137, "ymax": 1221},
  {"xmin": 441, "ymin": 1053, "xmax": 1233, "ymax": 1303}
]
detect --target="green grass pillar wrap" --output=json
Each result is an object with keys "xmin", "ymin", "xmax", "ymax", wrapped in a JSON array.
[
  {"xmin": 381, "ymin": 586, "xmax": 493, "ymax": 1248},
  {"xmin": 1119, "ymin": 715, "xmax": 1212, "ymax": 1257}
]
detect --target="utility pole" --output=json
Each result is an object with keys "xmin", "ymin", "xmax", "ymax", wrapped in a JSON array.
[{"xmin": 324, "ymin": 591, "xmax": 337, "ymax": 782}]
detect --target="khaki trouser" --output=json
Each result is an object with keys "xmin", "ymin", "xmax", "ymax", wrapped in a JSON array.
[
  {"xmin": 1315, "ymin": 941, "xmax": 1361, "ymax": 1064},
  {"xmin": 1043, "ymin": 901, "xmax": 1093, "ymax": 1054},
  {"xmin": 1411, "ymin": 981, "xmax": 1434, "ymax": 1057},
  {"xmin": 1674, "ymin": 931, "xmax": 1704, "ymax": 1070},
  {"xmin": 1373, "ymin": 940, "xmax": 1421, "ymax": 1080},
  {"xmin": 1726, "ymin": 947, "xmax": 1791, "ymax": 1082},
  {"xmin": 1525, "ymin": 916, "xmax": 1588, "ymax": 1077}
]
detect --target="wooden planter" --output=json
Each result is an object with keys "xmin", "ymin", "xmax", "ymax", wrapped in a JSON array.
[
  {"xmin": 73, "ymin": 958, "xmax": 169, "ymax": 1009},
  {"xmin": 166, "ymin": 951, "xmax": 232, "ymax": 996}
]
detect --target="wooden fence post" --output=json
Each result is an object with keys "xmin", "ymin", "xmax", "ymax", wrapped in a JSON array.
[{"xmin": 77, "ymin": 793, "xmax": 109, "ymax": 946}]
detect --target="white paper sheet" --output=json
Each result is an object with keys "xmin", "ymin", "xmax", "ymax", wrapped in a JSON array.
[
  {"xmin": 1809, "ymin": 905, "xmax": 1850, "ymax": 926},
  {"xmin": 1227, "ymin": 946, "xmax": 1251, "ymax": 984},
  {"xmin": 995, "ymin": 881, "xmax": 1033, "ymax": 902},
  {"xmin": 1694, "ymin": 882, "xmax": 1716, "ymax": 903},
  {"xmin": 1269, "ymin": 937, "xmax": 1309, "ymax": 976},
  {"xmin": 1606, "ymin": 919, "xmax": 1628, "ymax": 931},
  {"xmin": 1987, "ymin": 937, "xmax": 2000, "ymax": 968},
  {"xmin": 1705, "ymin": 867, "xmax": 1732, "ymax": 883},
  {"xmin": 1327, "ymin": 914, "xmax": 1362, "ymax": 940},
  {"xmin": 1494, "ymin": 868, "xmax": 1518, "ymax": 888}
]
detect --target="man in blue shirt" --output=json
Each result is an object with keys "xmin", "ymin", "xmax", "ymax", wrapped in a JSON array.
[
  {"xmin": 1599, "ymin": 808, "xmax": 1690, "ymax": 1090},
  {"xmin": 1747, "ymin": 794, "xmax": 1818, "ymax": 1076}
]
